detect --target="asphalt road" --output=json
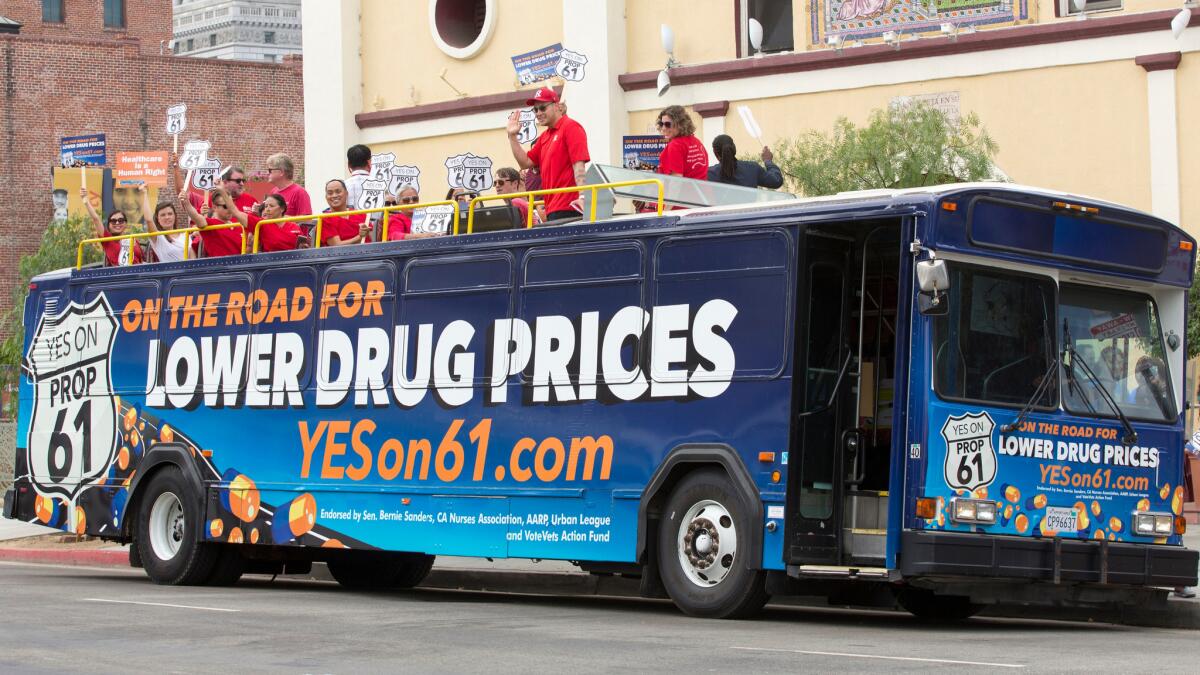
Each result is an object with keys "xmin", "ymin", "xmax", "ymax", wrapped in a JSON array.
[{"xmin": 1, "ymin": 561, "xmax": 1197, "ymax": 673}]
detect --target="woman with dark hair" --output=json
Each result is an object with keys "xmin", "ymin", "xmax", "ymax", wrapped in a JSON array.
[
  {"xmin": 80, "ymin": 186, "xmax": 143, "ymax": 266},
  {"xmin": 179, "ymin": 187, "xmax": 246, "ymax": 258},
  {"xmin": 138, "ymin": 183, "xmax": 185, "ymax": 263},
  {"xmin": 494, "ymin": 166, "xmax": 542, "ymax": 226},
  {"xmin": 231, "ymin": 193, "xmax": 302, "ymax": 252},
  {"xmin": 321, "ymin": 179, "xmax": 369, "ymax": 247},
  {"xmin": 656, "ymin": 105, "xmax": 707, "ymax": 180},
  {"xmin": 706, "ymin": 134, "xmax": 784, "ymax": 189}
]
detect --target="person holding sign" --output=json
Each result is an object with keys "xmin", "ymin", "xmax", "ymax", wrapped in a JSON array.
[
  {"xmin": 656, "ymin": 105, "xmax": 708, "ymax": 181},
  {"xmin": 383, "ymin": 187, "xmax": 423, "ymax": 241},
  {"xmin": 221, "ymin": 166, "xmax": 258, "ymax": 211},
  {"xmin": 506, "ymin": 87, "xmax": 590, "ymax": 222},
  {"xmin": 138, "ymin": 183, "xmax": 185, "ymax": 263},
  {"xmin": 319, "ymin": 179, "xmax": 370, "ymax": 247},
  {"xmin": 179, "ymin": 187, "xmax": 245, "ymax": 258},
  {"xmin": 80, "ymin": 187, "xmax": 143, "ymax": 266},
  {"xmin": 707, "ymin": 134, "xmax": 783, "ymax": 189},
  {"xmin": 231, "ymin": 194, "xmax": 301, "ymax": 252}
]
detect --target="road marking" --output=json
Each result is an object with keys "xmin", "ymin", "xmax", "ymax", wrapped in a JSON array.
[
  {"xmin": 83, "ymin": 598, "xmax": 239, "ymax": 613},
  {"xmin": 732, "ymin": 646, "xmax": 1024, "ymax": 668}
]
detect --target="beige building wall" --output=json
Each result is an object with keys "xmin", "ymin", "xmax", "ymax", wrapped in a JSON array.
[
  {"xmin": 1179, "ymin": 52, "xmax": 1199, "ymax": 234},
  {"xmin": 370, "ymin": 128, "xmax": 520, "ymax": 203},
  {"xmin": 625, "ymin": 0, "xmax": 735, "ymax": 72},
  {"xmin": 360, "ymin": 0, "xmax": 563, "ymax": 112}
]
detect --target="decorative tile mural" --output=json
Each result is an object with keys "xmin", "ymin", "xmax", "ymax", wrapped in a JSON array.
[{"xmin": 812, "ymin": 0, "xmax": 1030, "ymax": 43}]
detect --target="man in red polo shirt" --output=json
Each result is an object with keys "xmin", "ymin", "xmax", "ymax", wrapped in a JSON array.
[
  {"xmin": 266, "ymin": 152, "xmax": 314, "ymax": 225},
  {"xmin": 506, "ymin": 87, "xmax": 589, "ymax": 223}
]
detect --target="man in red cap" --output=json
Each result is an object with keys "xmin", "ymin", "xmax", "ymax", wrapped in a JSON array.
[{"xmin": 506, "ymin": 87, "xmax": 590, "ymax": 223}]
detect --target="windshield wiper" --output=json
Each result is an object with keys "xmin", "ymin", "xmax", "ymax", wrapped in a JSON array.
[
  {"xmin": 998, "ymin": 354, "xmax": 1060, "ymax": 435},
  {"xmin": 1060, "ymin": 320, "xmax": 1138, "ymax": 445}
]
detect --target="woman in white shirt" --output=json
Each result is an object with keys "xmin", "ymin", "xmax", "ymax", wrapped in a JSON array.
[{"xmin": 138, "ymin": 183, "xmax": 186, "ymax": 263}]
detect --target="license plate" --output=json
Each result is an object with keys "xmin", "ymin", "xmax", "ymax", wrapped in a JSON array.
[{"xmin": 1044, "ymin": 506, "xmax": 1078, "ymax": 533}]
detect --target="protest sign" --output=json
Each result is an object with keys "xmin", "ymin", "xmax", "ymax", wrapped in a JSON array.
[
  {"xmin": 461, "ymin": 155, "xmax": 494, "ymax": 191},
  {"xmin": 555, "ymin": 49, "xmax": 588, "ymax": 82},
  {"xmin": 370, "ymin": 152, "xmax": 396, "ymax": 183},
  {"xmin": 412, "ymin": 204, "xmax": 456, "ymax": 235},
  {"xmin": 191, "ymin": 159, "xmax": 222, "ymax": 191},
  {"xmin": 517, "ymin": 108, "xmax": 538, "ymax": 145},
  {"xmin": 179, "ymin": 140, "xmax": 212, "ymax": 170},
  {"xmin": 622, "ymin": 135, "xmax": 668, "ymax": 170},
  {"xmin": 389, "ymin": 165, "xmax": 420, "ymax": 195},
  {"xmin": 512, "ymin": 43, "xmax": 562, "ymax": 85},
  {"xmin": 114, "ymin": 151, "xmax": 169, "ymax": 187},
  {"xmin": 60, "ymin": 134, "xmax": 107, "ymax": 167},
  {"xmin": 360, "ymin": 179, "xmax": 388, "ymax": 211}
]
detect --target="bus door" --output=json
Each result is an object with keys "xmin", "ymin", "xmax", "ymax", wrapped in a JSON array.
[{"xmin": 787, "ymin": 232, "xmax": 855, "ymax": 565}]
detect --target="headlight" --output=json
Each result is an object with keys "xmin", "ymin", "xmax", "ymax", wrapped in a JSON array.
[
  {"xmin": 1132, "ymin": 512, "xmax": 1174, "ymax": 536},
  {"xmin": 950, "ymin": 498, "xmax": 997, "ymax": 524}
]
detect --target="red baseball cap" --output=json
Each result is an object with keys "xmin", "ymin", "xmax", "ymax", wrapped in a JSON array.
[{"xmin": 525, "ymin": 87, "xmax": 560, "ymax": 106}]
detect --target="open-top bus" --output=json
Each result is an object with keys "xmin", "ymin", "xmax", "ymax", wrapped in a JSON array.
[{"xmin": 6, "ymin": 174, "xmax": 1197, "ymax": 619}]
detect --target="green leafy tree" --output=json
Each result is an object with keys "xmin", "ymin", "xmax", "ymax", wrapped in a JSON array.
[
  {"xmin": 0, "ymin": 217, "xmax": 102, "ymax": 371},
  {"xmin": 773, "ymin": 102, "xmax": 1002, "ymax": 196}
]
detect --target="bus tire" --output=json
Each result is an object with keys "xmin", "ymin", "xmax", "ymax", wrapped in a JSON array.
[
  {"xmin": 327, "ymin": 552, "xmax": 433, "ymax": 590},
  {"xmin": 657, "ymin": 469, "xmax": 769, "ymax": 619},
  {"xmin": 135, "ymin": 466, "xmax": 218, "ymax": 585},
  {"xmin": 896, "ymin": 588, "xmax": 984, "ymax": 621},
  {"xmin": 204, "ymin": 546, "xmax": 246, "ymax": 586}
]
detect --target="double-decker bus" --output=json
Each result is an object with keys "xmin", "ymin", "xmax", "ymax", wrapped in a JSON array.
[{"xmin": 6, "ymin": 176, "xmax": 1196, "ymax": 619}]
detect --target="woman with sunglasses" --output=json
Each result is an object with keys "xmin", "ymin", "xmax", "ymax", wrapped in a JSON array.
[
  {"xmin": 383, "ymin": 187, "xmax": 423, "ymax": 241},
  {"xmin": 80, "ymin": 186, "xmax": 143, "ymax": 266},
  {"xmin": 179, "ymin": 187, "xmax": 246, "ymax": 258},
  {"xmin": 493, "ymin": 166, "xmax": 542, "ymax": 226},
  {"xmin": 230, "ymin": 193, "xmax": 302, "ymax": 252},
  {"xmin": 138, "ymin": 183, "xmax": 185, "ymax": 263},
  {"xmin": 656, "ymin": 105, "xmax": 708, "ymax": 181}
]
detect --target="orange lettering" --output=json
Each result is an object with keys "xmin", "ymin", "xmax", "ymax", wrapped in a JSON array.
[{"xmin": 298, "ymin": 420, "xmax": 327, "ymax": 478}]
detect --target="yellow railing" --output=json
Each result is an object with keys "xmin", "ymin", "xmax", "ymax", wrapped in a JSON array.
[
  {"xmin": 76, "ymin": 180, "xmax": 666, "ymax": 269},
  {"xmin": 252, "ymin": 200, "xmax": 462, "ymax": 252},
  {"xmin": 464, "ymin": 178, "xmax": 665, "ymax": 233},
  {"xmin": 77, "ymin": 222, "xmax": 246, "ymax": 269}
]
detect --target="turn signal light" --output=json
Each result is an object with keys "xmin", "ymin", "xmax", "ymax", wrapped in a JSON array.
[
  {"xmin": 770, "ymin": 471, "xmax": 781, "ymax": 483},
  {"xmin": 941, "ymin": 201, "xmax": 958, "ymax": 212},
  {"xmin": 1180, "ymin": 241, "xmax": 1194, "ymax": 252},
  {"xmin": 1176, "ymin": 516, "xmax": 1188, "ymax": 535},
  {"xmin": 1051, "ymin": 200, "xmax": 1100, "ymax": 215},
  {"xmin": 915, "ymin": 497, "xmax": 937, "ymax": 519},
  {"xmin": 758, "ymin": 452, "xmax": 775, "ymax": 463}
]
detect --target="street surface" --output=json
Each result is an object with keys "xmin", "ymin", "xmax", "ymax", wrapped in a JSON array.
[{"xmin": 1, "ymin": 561, "xmax": 1197, "ymax": 673}]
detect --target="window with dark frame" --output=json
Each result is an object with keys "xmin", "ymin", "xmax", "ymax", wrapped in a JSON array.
[
  {"xmin": 264, "ymin": 31, "xmax": 276, "ymax": 44},
  {"xmin": 745, "ymin": 0, "xmax": 793, "ymax": 55},
  {"xmin": 103, "ymin": 0, "xmax": 126, "ymax": 28},
  {"xmin": 42, "ymin": 0, "xmax": 64, "ymax": 23}
]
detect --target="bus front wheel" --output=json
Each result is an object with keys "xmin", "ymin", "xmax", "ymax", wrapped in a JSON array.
[
  {"xmin": 657, "ymin": 469, "xmax": 768, "ymax": 619},
  {"xmin": 135, "ymin": 466, "xmax": 218, "ymax": 585}
]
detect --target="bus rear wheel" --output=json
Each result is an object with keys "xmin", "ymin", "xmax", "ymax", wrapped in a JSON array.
[
  {"xmin": 135, "ymin": 466, "xmax": 218, "ymax": 585},
  {"xmin": 327, "ymin": 552, "xmax": 435, "ymax": 590},
  {"xmin": 896, "ymin": 588, "xmax": 984, "ymax": 621},
  {"xmin": 657, "ymin": 469, "xmax": 768, "ymax": 619}
]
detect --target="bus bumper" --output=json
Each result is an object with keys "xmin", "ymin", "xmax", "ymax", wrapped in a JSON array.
[{"xmin": 900, "ymin": 531, "xmax": 1198, "ymax": 588}]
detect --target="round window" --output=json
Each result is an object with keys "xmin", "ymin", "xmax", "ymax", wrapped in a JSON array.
[{"xmin": 428, "ymin": 0, "xmax": 496, "ymax": 59}]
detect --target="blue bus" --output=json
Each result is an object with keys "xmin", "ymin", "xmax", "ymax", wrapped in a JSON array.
[{"xmin": 6, "ymin": 179, "xmax": 1197, "ymax": 619}]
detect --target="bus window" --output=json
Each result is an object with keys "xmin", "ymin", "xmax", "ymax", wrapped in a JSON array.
[
  {"xmin": 1059, "ymin": 284, "xmax": 1174, "ymax": 421},
  {"xmin": 933, "ymin": 264, "xmax": 1056, "ymax": 408}
]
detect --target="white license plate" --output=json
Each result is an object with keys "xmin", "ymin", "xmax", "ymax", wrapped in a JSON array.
[{"xmin": 1044, "ymin": 506, "xmax": 1078, "ymax": 533}]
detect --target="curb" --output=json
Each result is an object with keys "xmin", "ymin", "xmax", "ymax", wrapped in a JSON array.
[{"xmin": 3, "ymin": 547, "xmax": 1197, "ymax": 628}]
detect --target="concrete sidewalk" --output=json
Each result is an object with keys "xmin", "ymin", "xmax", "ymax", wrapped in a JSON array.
[{"xmin": 1, "ymin": 518, "xmax": 1197, "ymax": 628}]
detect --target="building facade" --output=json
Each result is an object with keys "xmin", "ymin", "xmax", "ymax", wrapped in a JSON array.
[{"xmin": 174, "ymin": 0, "xmax": 301, "ymax": 62}]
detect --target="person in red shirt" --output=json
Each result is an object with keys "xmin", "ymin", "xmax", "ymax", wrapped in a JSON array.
[
  {"xmin": 80, "ymin": 187, "xmax": 142, "ymax": 266},
  {"xmin": 179, "ymin": 187, "xmax": 246, "ymax": 258},
  {"xmin": 266, "ymin": 153, "xmax": 314, "ymax": 226},
  {"xmin": 319, "ymin": 179, "xmax": 369, "ymax": 247},
  {"xmin": 494, "ymin": 166, "xmax": 541, "ymax": 227},
  {"xmin": 230, "ymin": 194, "xmax": 301, "ymax": 252},
  {"xmin": 506, "ymin": 87, "xmax": 590, "ymax": 223},
  {"xmin": 656, "ymin": 105, "xmax": 708, "ymax": 180},
  {"xmin": 383, "ymin": 187, "xmax": 419, "ymax": 241},
  {"xmin": 221, "ymin": 165, "xmax": 259, "ymax": 211}
]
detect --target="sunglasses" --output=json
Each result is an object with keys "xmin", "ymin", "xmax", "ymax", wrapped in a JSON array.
[
  {"xmin": 227, "ymin": 177, "xmax": 246, "ymax": 184},
  {"xmin": 399, "ymin": 196, "xmax": 419, "ymax": 204},
  {"xmin": 533, "ymin": 103, "xmax": 553, "ymax": 112},
  {"xmin": 108, "ymin": 217, "xmax": 127, "ymax": 224},
  {"xmin": 656, "ymin": 119, "xmax": 673, "ymax": 129}
]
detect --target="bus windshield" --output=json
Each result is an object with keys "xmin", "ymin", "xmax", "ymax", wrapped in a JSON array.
[
  {"xmin": 933, "ymin": 264, "xmax": 1057, "ymax": 408},
  {"xmin": 1060, "ymin": 284, "xmax": 1174, "ymax": 422}
]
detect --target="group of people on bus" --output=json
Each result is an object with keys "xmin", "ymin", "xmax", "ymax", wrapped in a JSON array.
[{"xmin": 86, "ymin": 87, "xmax": 785, "ymax": 267}]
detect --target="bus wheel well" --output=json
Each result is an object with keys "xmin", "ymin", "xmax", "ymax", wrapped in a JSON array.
[
  {"xmin": 637, "ymin": 445, "xmax": 763, "ymax": 570},
  {"xmin": 121, "ymin": 446, "xmax": 207, "ymax": 544}
]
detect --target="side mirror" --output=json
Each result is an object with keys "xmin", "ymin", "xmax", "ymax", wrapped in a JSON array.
[{"xmin": 916, "ymin": 258, "xmax": 949, "ymax": 316}]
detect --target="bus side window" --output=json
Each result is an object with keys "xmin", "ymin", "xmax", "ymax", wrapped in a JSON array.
[
  {"xmin": 318, "ymin": 262, "xmax": 397, "ymax": 400},
  {"xmin": 653, "ymin": 230, "xmax": 791, "ymax": 382},
  {"xmin": 520, "ymin": 243, "xmax": 645, "ymax": 396},
  {"xmin": 83, "ymin": 281, "xmax": 161, "ymax": 395},
  {"xmin": 254, "ymin": 266, "xmax": 318, "ymax": 401},
  {"xmin": 163, "ymin": 274, "xmax": 253, "ymax": 405}
]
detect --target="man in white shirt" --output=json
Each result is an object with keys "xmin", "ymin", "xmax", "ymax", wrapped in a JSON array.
[{"xmin": 344, "ymin": 144, "xmax": 372, "ymax": 210}]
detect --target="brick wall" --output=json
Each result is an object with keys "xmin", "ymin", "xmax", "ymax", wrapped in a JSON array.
[
  {"xmin": 1, "ymin": 0, "xmax": 173, "ymax": 53},
  {"xmin": 0, "ymin": 31, "xmax": 305, "ymax": 337}
]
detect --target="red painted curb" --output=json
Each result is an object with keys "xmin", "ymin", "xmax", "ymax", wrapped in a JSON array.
[{"xmin": 0, "ymin": 548, "xmax": 129, "ymax": 567}]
